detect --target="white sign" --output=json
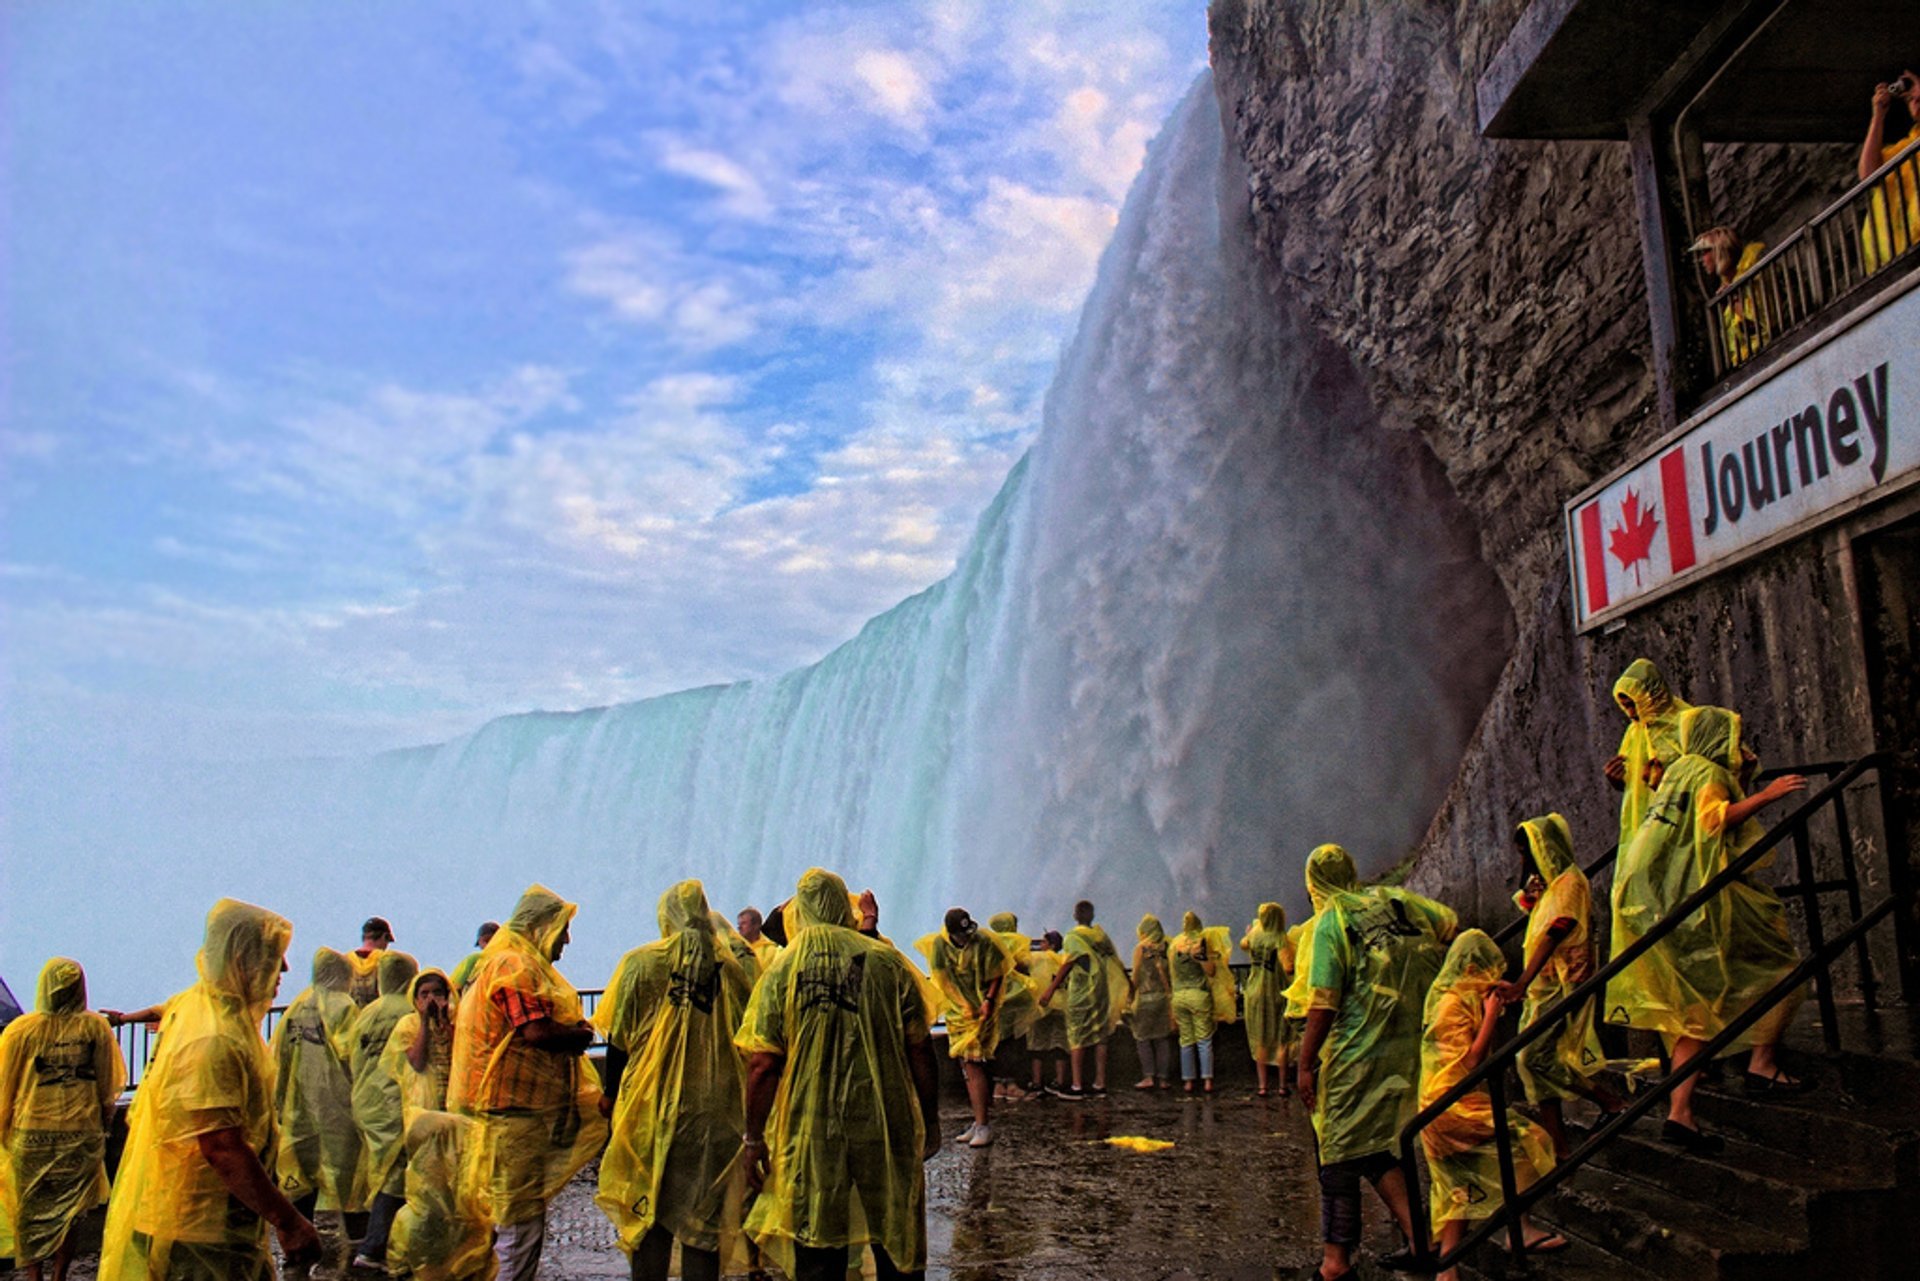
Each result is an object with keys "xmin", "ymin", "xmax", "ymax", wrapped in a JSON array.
[{"xmin": 1567, "ymin": 277, "xmax": 1920, "ymax": 631}]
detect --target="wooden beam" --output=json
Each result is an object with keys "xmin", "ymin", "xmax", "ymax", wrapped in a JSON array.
[{"xmin": 1628, "ymin": 117, "xmax": 1690, "ymax": 430}]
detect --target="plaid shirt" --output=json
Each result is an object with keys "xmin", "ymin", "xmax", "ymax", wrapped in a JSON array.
[{"xmin": 453, "ymin": 956, "xmax": 570, "ymax": 1113}]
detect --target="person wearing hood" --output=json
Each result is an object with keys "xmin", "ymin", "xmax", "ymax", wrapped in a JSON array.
[
  {"xmin": 1283, "ymin": 845, "xmax": 1358, "ymax": 1055},
  {"xmin": 1419, "ymin": 931, "xmax": 1563, "ymax": 1279},
  {"xmin": 99, "ymin": 899, "xmax": 321, "ymax": 1280},
  {"xmin": 917, "ymin": 909, "xmax": 1020, "ymax": 1149},
  {"xmin": 1035, "ymin": 901, "xmax": 1128, "ymax": 1099},
  {"xmin": 449, "ymin": 923, "xmax": 499, "ymax": 997},
  {"xmin": 0, "ymin": 958, "xmax": 124, "ymax": 1281},
  {"xmin": 1296, "ymin": 845, "xmax": 1457, "ymax": 1281},
  {"xmin": 385, "ymin": 970, "xmax": 457, "ymax": 1118},
  {"xmin": 349, "ymin": 917, "xmax": 397, "ymax": 1008},
  {"xmin": 450, "ymin": 885, "xmax": 608, "ymax": 1281},
  {"xmin": 1241, "ymin": 903, "xmax": 1295, "ymax": 1098},
  {"xmin": 1023, "ymin": 932, "xmax": 1070, "ymax": 1097},
  {"xmin": 348, "ymin": 948, "xmax": 422, "ymax": 1270},
  {"xmin": 1609, "ymin": 707, "xmax": 1808, "ymax": 1154},
  {"xmin": 389, "ymin": 1110, "xmax": 495, "ymax": 1281},
  {"xmin": 594, "ymin": 881, "xmax": 753, "ymax": 1281},
  {"xmin": 1170, "ymin": 912, "xmax": 1236, "ymax": 1095},
  {"xmin": 1130, "ymin": 916, "xmax": 1177, "ymax": 1091},
  {"xmin": 269, "ymin": 947, "xmax": 364, "ymax": 1254},
  {"xmin": 737, "ymin": 869, "xmax": 939, "ymax": 1281},
  {"xmin": 1605, "ymin": 659, "xmax": 1695, "ymax": 861},
  {"xmin": 737, "ymin": 907, "xmax": 784, "ymax": 977},
  {"xmin": 984, "ymin": 912, "xmax": 1038, "ymax": 1102}
]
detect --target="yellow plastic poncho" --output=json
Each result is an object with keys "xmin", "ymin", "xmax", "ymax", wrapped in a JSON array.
[
  {"xmin": 986, "ymin": 913, "xmax": 1038, "ymax": 1044},
  {"xmin": 1418, "ymin": 931, "xmax": 1555, "ymax": 1225},
  {"xmin": 449, "ymin": 885, "xmax": 608, "ymax": 1227},
  {"xmin": 1608, "ymin": 708, "xmax": 1804, "ymax": 1050},
  {"xmin": 747, "ymin": 934, "xmax": 784, "ymax": 980},
  {"xmin": 736, "ymin": 869, "xmax": 931, "ymax": 1277},
  {"xmin": 916, "ymin": 925, "xmax": 1023, "ymax": 1062},
  {"xmin": 1863, "ymin": 125, "xmax": 1920, "ymax": 274},
  {"xmin": 381, "ymin": 969, "xmax": 455, "ymax": 1124},
  {"xmin": 0, "ymin": 959, "xmax": 123, "ymax": 1265},
  {"xmin": 348, "ymin": 950, "xmax": 383, "ymax": 1007},
  {"xmin": 391, "ymin": 1110, "xmax": 496, "ymax": 1281},
  {"xmin": 1129, "ymin": 916, "xmax": 1176, "ymax": 1042},
  {"xmin": 1025, "ymin": 949, "xmax": 1069, "ymax": 1054},
  {"xmin": 1062, "ymin": 923, "xmax": 1129, "ymax": 1050},
  {"xmin": 1283, "ymin": 845, "xmax": 1359, "ymax": 1021},
  {"xmin": 448, "ymin": 952, "xmax": 486, "ymax": 997},
  {"xmin": 1170, "ymin": 914, "xmax": 1236, "ymax": 1048},
  {"xmin": 1307, "ymin": 877, "xmax": 1457, "ymax": 1166},
  {"xmin": 350, "ymin": 949, "xmax": 421, "ymax": 1199},
  {"xmin": 1241, "ymin": 903, "xmax": 1294, "ymax": 1063},
  {"xmin": 595, "ymin": 881, "xmax": 752, "ymax": 1259},
  {"xmin": 710, "ymin": 912, "xmax": 764, "ymax": 988},
  {"xmin": 1612, "ymin": 659, "xmax": 1694, "ymax": 859},
  {"xmin": 100, "ymin": 899, "xmax": 293, "ymax": 1281},
  {"xmin": 270, "ymin": 947, "xmax": 364, "ymax": 1211},
  {"xmin": 1513, "ymin": 816, "xmax": 1605, "ymax": 1104}
]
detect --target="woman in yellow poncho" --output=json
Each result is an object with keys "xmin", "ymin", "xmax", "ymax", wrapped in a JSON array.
[
  {"xmin": 985, "ymin": 912, "xmax": 1038, "ymax": 1101},
  {"xmin": 270, "ymin": 947, "xmax": 364, "ymax": 1228},
  {"xmin": 1606, "ymin": 658, "xmax": 1694, "ymax": 860},
  {"xmin": 384, "ymin": 970, "xmax": 456, "ymax": 1120},
  {"xmin": 1418, "ymin": 931, "xmax": 1562, "ymax": 1278},
  {"xmin": 917, "ymin": 909, "xmax": 1021, "ymax": 1148},
  {"xmin": 348, "ymin": 948, "xmax": 421, "ymax": 1270},
  {"xmin": 0, "ymin": 958, "xmax": 124, "ymax": 1281},
  {"xmin": 1170, "ymin": 912, "xmax": 1236, "ymax": 1095},
  {"xmin": 1860, "ymin": 72, "xmax": 1920, "ymax": 273},
  {"xmin": 1129, "ymin": 916, "xmax": 1176, "ymax": 1091},
  {"xmin": 1241, "ymin": 903, "xmax": 1294, "ymax": 1097},
  {"xmin": 1608, "ymin": 707, "xmax": 1808, "ymax": 1153},
  {"xmin": 1023, "ymin": 932, "xmax": 1070, "ymax": 1095},
  {"xmin": 100, "ymin": 899, "xmax": 320, "ymax": 1280},
  {"xmin": 1283, "ymin": 844, "xmax": 1358, "ymax": 1055}
]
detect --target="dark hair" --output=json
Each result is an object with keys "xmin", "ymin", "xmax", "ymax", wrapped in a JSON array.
[
  {"xmin": 362, "ymin": 917, "xmax": 394, "ymax": 941},
  {"xmin": 944, "ymin": 907, "xmax": 976, "ymax": 940},
  {"xmin": 1073, "ymin": 900, "xmax": 1095, "ymax": 925}
]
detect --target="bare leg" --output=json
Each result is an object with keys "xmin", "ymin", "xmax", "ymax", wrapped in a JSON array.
[
  {"xmin": 1668, "ymin": 1037, "xmax": 1704, "ymax": 1129},
  {"xmin": 1371, "ymin": 1165, "xmax": 1417, "ymax": 1247},
  {"xmin": 1254, "ymin": 1057, "xmax": 1269, "ymax": 1093},
  {"xmin": 1093, "ymin": 1040, "xmax": 1109, "ymax": 1091},
  {"xmin": 1070, "ymin": 1046, "xmax": 1087, "ymax": 1091},
  {"xmin": 1436, "ymin": 1220, "xmax": 1465, "ymax": 1281},
  {"xmin": 963, "ymin": 1060, "xmax": 992, "ymax": 1129},
  {"xmin": 1539, "ymin": 1098, "xmax": 1570, "ymax": 1160},
  {"xmin": 1320, "ymin": 1242, "xmax": 1352, "ymax": 1279},
  {"xmin": 1276, "ymin": 1045, "xmax": 1290, "ymax": 1095},
  {"xmin": 1030, "ymin": 1056, "xmax": 1043, "ymax": 1090},
  {"xmin": 51, "ymin": 1235, "xmax": 75, "ymax": 1281},
  {"xmin": 1747, "ymin": 1041, "xmax": 1798, "ymax": 1083}
]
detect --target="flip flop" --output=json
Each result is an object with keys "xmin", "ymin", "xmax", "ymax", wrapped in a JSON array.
[{"xmin": 1524, "ymin": 1234, "xmax": 1571, "ymax": 1254}]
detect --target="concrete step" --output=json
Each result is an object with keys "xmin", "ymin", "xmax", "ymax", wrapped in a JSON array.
[
  {"xmin": 1545, "ymin": 1163, "xmax": 1809, "ymax": 1280},
  {"xmin": 1457, "ymin": 1229, "xmax": 1661, "ymax": 1281},
  {"xmin": 1584, "ymin": 1115, "xmax": 1876, "ymax": 1226},
  {"xmin": 1691, "ymin": 1079, "xmax": 1920, "ymax": 1184}
]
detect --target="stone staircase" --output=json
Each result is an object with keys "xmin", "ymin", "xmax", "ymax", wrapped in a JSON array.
[{"xmin": 1459, "ymin": 1005, "xmax": 1920, "ymax": 1280}]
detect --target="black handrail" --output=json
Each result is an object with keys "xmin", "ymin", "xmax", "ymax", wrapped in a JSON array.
[{"xmin": 1398, "ymin": 750, "xmax": 1898, "ymax": 1270}]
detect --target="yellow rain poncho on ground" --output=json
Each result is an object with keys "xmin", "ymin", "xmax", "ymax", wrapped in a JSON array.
[
  {"xmin": 1307, "ymin": 870, "xmax": 1457, "ymax": 1166},
  {"xmin": 1419, "ymin": 931, "xmax": 1554, "ymax": 1225},
  {"xmin": 391, "ymin": 1111, "xmax": 496, "ymax": 1281},
  {"xmin": 594, "ymin": 881, "xmax": 752, "ymax": 1259},
  {"xmin": 1612, "ymin": 659, "xmax": 1694, "ymax": 859},
  {"xmin": 1062, "ymin": 923, "xmax": 1128, "ymax": 1050},
  {"xmin": 1025, "ymin": 949, "xmax": 1069, "ymax": 1054},
  {"xmin": 1241, "ymin": 903, "xmax": 1294, "ymax": 1063},
  {"xmin": 270, "ymin": 947, "xmax": 364, "ymax": 1211},
  {"xmin": 351, "ymin": 950, "xmax": 421, "ymax": 1199},
  {"xmin": 736, "ymin": 869, "xmax": 931, "ymax": 1277},
  {"xmin": 1129, "ymin": 917, "xmax": 1175, "ymax": 1042},
  {"xmin": 449, "ymin": 885, "xmax": 608, "ymax": 1227},
  {"xmin": 916, "ymin": 925, "xmax": 1023, "ymax": 1061},
  {"xmin": 1284, "ymin": 845, "xmax": 1360, "ymax": 1022},
  {"xmin": 1608, "ymin": 708, "xmax": 1804, "ymax": 1050},
  {"xmin": 1170, "ymin": 915, "xmax": 1236, "ymax": 1047},
  {"xmin": 0, "ymin": 959, "xmax": 123, "ymax": 1265},
  {"xmin": 382, "ymin": 969, "xmax": 455, "ymax": 1122},
  {"xmin": 1513, "ymin": 816, "xmax": 1605, "ymax": 1104},
  {"xmin": 100, "ymin": 899, "xmax": 293, "ymax": 1281}
]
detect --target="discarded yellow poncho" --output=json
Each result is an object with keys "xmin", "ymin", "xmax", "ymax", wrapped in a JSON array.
[
  {"xmin": 351, "ymin": 949, "xmax": 421, "ymax": 1199},
  {"xmin": 1062, "ymin": 923, "xmax": 1129, "ymax": 1050},
  {"xmin": 1240, "ymin": 903, "xmax": 1293, "ymax": 1063},
  {"xmin": 270, "ymin": 948, "xmax": 364, "ymax": 1211},
  {"xmin": 1105, "ymin": 1136, "xmax": 1174, "ymax": 1153},
  {"xmin": 382, "ymin": 969, "xmax": 455, "ymax": 1124},
  {"xmin": 1608, "ymin": 708, "xmax": 1804, "ymax": 1049},
  {"xmin": 1284, "ymin": 845, "xmax": 1359, "ymax": 1021},
  {"xmin": 1612, "ymin": 659, "xmax": 1694, "ymax": 859},
  {"xmin": 1513, "ymin": 816, "xmax": 1605, "ymax": 1104},
  {"xmin": 391, "ymin": 1110, "xmax": 496, "ymax": 1281},
  {"xmin": 1170, "ymin": 914, "xmax": 1236, "ymax": 1048},
  {"xmin": 1419, "ymin": 931, "xmax": 1554, "ymax": 1225},
  {"xmin": 736, "ymin": 869, "xmax": 931, "ymax": 1276},
  {"xmin": 0, "ymin": 958, "xmax": 123, "ymax": 1264},
  {"xmin": 916, "ymin": 925, "xmax": 1022, "ymax": 1061},
  {"xmin": 1129, "ymin": 916, "xmax": 1176, "ymax": 1042},
  {"xmin": 449, "ymin": 885, "xmax": 608, "ymax": 1226},
  {"xmin": 595, "ymin": 881, "xmax": 752, "ymax": 1259},
  {"xmin": 1025, "ymin": 950, "xmax": 1070, "ymax": 1053},
  {"xmin": 100, "ymin": 899, "xmax": 293, "ymax": 1281}
]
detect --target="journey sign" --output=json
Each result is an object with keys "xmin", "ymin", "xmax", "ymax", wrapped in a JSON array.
[{"xmin": 1566, "ymin": 276, "xmax": 1919, "ymax": 631}]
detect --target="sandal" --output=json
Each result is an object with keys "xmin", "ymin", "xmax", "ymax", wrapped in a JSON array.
[
  {"xmin": 1743, "ymin": 1069, "xmax": 1812, "ymax": 1096},
  {"xmin": 1522, "ymin": 1233, "xmax": 1570, "ymax": 1254},
  {"xmin": 1661, "ymin": 1119, "xmax": 1726, "ymax": 1155}
]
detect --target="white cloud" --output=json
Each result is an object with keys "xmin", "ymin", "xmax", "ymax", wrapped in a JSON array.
[{"xmin": 656, "ymin": 139, "xmax": 773, "ymax": 221}]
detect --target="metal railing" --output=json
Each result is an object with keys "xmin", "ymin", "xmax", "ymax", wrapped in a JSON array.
[
  {"xmin": 1704, "ymin": 146, "xmax": 1920, "ymax": 379},
  {"xmin": 1397, "ymin": 751, "xmax": 1905, "ymax": 1273}
]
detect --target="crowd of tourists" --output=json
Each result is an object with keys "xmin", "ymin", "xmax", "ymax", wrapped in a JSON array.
[{"xmin": 0, "ymin": 658, "xmax": 1816, "ymax": 1281}]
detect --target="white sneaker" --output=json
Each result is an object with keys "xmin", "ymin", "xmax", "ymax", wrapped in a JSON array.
[
  {"xmin": 956, "ymin": 1122, "xmax": 978, "ymax": 1144},
  {"xmin": 968, "ymin": 1121, "xmax": 992, "ymax": 1148}
]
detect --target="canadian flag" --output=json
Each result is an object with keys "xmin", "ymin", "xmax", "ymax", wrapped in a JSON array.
[{"xmin": 1575, "ymin": 445, "xmax": 1697, "ymax": 619}]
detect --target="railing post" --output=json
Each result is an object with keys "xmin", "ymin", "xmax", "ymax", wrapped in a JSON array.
[
  {"xmin": 1881, "ymin": 765, "xmax": 1920, "ymax": 1002},
  {"xmin": 1488, "ymin": 1069, "xmax": 1527, "ymax": 1258},
  {"xmin": 1831, "ymin": 788, "xmax": 1879, "ymax": 1009},
  {"xmin": 1791, "ymin": 822, "xmax": 1841, "ymax": 1052}
]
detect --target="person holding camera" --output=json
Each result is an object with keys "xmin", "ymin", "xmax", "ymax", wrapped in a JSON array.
[{"xmin": 1860, "ymin": 70, "xmax": 1920, "ymax": 272}]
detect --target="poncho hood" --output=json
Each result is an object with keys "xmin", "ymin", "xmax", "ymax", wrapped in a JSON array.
[
  {"xmin": 1424, "ymin": 928, "xmax": 1505, "ymax": 1023},
  {"xmin": 792, "ymin": 868, "xmax": 856, "ymax": 932},
  {"xmin": 503, "ymin": 884, "xmax": 578, "ymax": 960},
  {"xmin": 1517, "ymin": 813, "xmax": 1578, "ymax": 883},
  {"xmin": 197, "ymin": 898, "xmax": 294, "ymax": 1015},
  {"xmin": 35, "ymin": 957, "xmax": 87, "ymax": 1015},
  {"xmin": 1305, "ymin": 844, "xmax": 1359, "ymax": 913}
]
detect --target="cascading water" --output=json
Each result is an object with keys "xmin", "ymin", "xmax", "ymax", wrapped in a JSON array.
[{"xmin": 4, "ymin": 75, "xmax": 1511, "ymax": 999}]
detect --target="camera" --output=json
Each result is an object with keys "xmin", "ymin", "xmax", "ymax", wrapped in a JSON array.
[{"xmin": 1893, "ymin": 75, "xmax": 1916, "ymax": 97}]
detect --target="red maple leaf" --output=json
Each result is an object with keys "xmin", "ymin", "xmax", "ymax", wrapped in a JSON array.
[{"xmin": 1608, "ymin": 487, "xmax": 1661, "ymax": 587}]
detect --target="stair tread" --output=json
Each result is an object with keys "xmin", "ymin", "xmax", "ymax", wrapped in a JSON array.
[
  {"xmin": 1458, "ymin": 1229, "xmax": 1663, "ymax": 1281},
  {"xmin": 1556, "ymin": 1162, "xmax": 1809, "ymax": 1255},
  {"xmin": 1592, "ymin": 1117, "xmax": 1878, "ymax": 1194}
]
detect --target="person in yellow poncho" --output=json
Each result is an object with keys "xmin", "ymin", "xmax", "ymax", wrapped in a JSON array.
[
  {"xmin": 916, "ymin": 909, "xmax": 1019, "ymax": 1148},
  {"xmin": 738, "ymin": 868, "xmax": 939, "ymax": 1281},
  {"xmin": 449, "ymin": 923, "xmax": 499, "ymax": 997},
  {"xmin": 710, "ymin": 911, "xmax": 764, "ymax": 987},
  {"xmin": 347, "ymin": 948, "xmax": 421, "ymax": 1271},
  {"xmin": 100, "ymin": 899, "xmax": 321, "ymax": 1280},
  {"xmin": 1606, "ymin": 658, "xmax": 1694, "ymax": 862},
  {"xmin": 0, "ymin": 959, "xmax": 124, "ymax": 1281},
  {"xmin": 1608, "ymin": 707, "xmax": 1808, "ymax": 1155},
  {"xmin": 1860, "ymin": 72, "xmax": 1920, "ymax": 273},
  {"xmin": 389, "ymin": 1110, "xmax": 496, "ymax": 1281},
  {"xmin": 738, "ymin": 907, "xmax": 784, "ymax": 978},
  {"xmin": 1170, "ymin": 912, "xmax": 1236, "ymax": 1095},
  {"xmin": 1418, "ymin": 931, "xmax": 1563, "ymax": 1279},
  {"xmin": 985, "ymin": 912, "xmax": 1038, "ymax": 1102},
  {"xmin": 1496, "ymin": 815, "xmax": 1622, "ymax": 1159},
  {"xmin": 1129, "ymin": 916, "xmax": 1176, "ymax": 1091},
  {"xmin": 1241, "ymin": 902, "xmax": 1295, "ymax": 1098},
  {"xmin": 449, "ymin": 885, "xmax": 608, "ymax": 1281},
  {"xmin": 1298, "ymin": 850, "xmax": 1456, "ymax": 1281},
  {"xmin": 269, "ymin": 945, "xmax": 364, "ymax": 1255},
  {"xmin": 593, "ymin": 880, "xmax": 753, "ymax": 1281},
  {"xmin": 1689, "ymin": 227, "xmax": 1770, "ymax": 369},
  {"xmin": 1023, "ymin": 932, "xmax": 1070, "ymax": 1096},
  {"xmin": 1035, "ymin": 900, "xmax": 1128, "ymax": 1098},
  {"xmin": 348, "ymin": 916, "xmax": 397, "ymax": 1007},
  {"xmin": 1283, "ymin": 845, "xmax": 1360, "ymax": 1064},
  {"xmin": 385, "ymin": 970, "xmax": 456, "ymax": 1120}
]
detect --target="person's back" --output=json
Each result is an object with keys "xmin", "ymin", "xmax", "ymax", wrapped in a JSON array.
[{"xmin": 271, "ymin": 947, "xmax": 363, "ymax": 1215}]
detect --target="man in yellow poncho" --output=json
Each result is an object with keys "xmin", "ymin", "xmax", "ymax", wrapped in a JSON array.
[
  {"xmin": 595, "ymin": 880, "xmax": 753, "ymax": 1281},
  {"xmin": 0, "ymin": 958, "xmax": 124, "ymax": 1281},
  {"xmin": 916, "ymin": 909, "xmax": 1020, "ymax": 1148},
  {"xmin": 100, "ymin": 899, "xmax": 322, "ymax": 1280},
  {"xmin": 737, "ymin": 868, "xmax": 939, "ymax": 1281},
  {"xmin": 348, "ymin": 949, "xmax": 421, "ymax": 1271},
  {"xmin": 1608, "ymin": 707, "xmax": 1808, "ymax": 1154},
  {"xmin": 1297, "ymin": 849, "xmax": 1456, "ymax": 1281},
  {"xmin": 269, "ymin": 946, "xmax": 364, "ymax": 1253},
  {"xmin": 1035, "ymin": 900, "xmax": 1128, "ymax": 1099},
  {"xmin": 1418, "ymin": 931, "xmax": 1562, "ymax": 1279},
  {"xmin": 449, "ymin": 885, "xmax": 608, "ymax": 1281},
  {"xmin": 711, "ymin": 911, "xmax": 764, "ymax": 986},
  {"xmin": 738, "ymin": 907, "xmax": 784, "ymax": 978},
  {"xmin": 1606, "ymin": 658, "xmax": 1694, "ymax": 861},
  {"xmin": 1170, "ymin": 912, "xmax": 1236, "ymax": 1094},
  {"xmin": 449, "ymin": 924, "xmax": 499, "ymax": 997},
  {"xmin": 1860, "ymin": 71, "xmax": 1920, "ymax": 273},
  {"xmin": 348, "ymin": 916, "xmax": 397, "ymax": 1007},
  {"xmin": 1241, "ymin": 902, "xmax": 1294, "ymax": 1098},
  {"xmin": 1129, "ymin": 916, "xmax": 1177, "ymax": 1091}
]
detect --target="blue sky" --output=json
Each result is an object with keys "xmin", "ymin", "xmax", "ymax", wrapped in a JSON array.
[{"xmin": 0, "ymin": 0, "xmax": 1208, "ymax": 768}]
